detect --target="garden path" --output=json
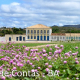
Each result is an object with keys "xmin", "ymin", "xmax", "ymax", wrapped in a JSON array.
[{"xmin": 25, "ymin": 44, "xmax": 57, "ymax": 49}]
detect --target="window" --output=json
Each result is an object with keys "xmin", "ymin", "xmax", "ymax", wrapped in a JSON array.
[
  {"xmin": 79, "ymin": 37, "xmax": 80, "ymax": 40},
  {"xmin": 60, "ymin": 37, "xmax": 62, "ymax": 39},
  {"xmin": 37, "ymin": 30, "xmax": 39, "ymax": 34},
  {"xmin": 31, "ymin": 36, "xmax": 33, "ymax": 39},
  {"xmin": 76, "ymin": 37, "xmax": 78, "ymax": 40},
  {"xmin": 63, "ymin": 37, "xmax": 65, "ymax": 39},
  {"xmin": 69, "ymin": 37, "xmax": 70, "ymax": 40},
  {"xmin": 74, "ymin": 37, "xmax": 75, "ymax": 40},
  {"xmin": 28, "ymin": 35, "xmax": 29, "ymax": 39},
  {"xmin": 23, "ymin": 37, "xmax": 25, "ymax": 41},
  {"xmin": 66, "ymin": 37, "xmax": 68, "ymax": 39},
  {"xmin": 34, "ymin": 30, "xmax": 36, "ymax": 34},
  {"xmin": 54, "ymin": 36, "xmax": 56, "ymax": 39},
  {"xmin": 19, "ymin": 36, "xmax": 22, "ymax": 41},
  {"xmin": 34, "ymin": 36, "xmax": 36, "ymax": 39},
  {"xmin": 16, "ymin": 37, "xmax": 18, "ymax": 41},
  {"xmin": 28, "ymin": 30, "xmax": 29, "ymax": 34},
  {"xmin": 9, "ymin": 37, "xmax": 11, "ymax": 41},
  {"xmin": 47, "ymin": 30, "xmax": 49, "ymax": 34},
  {"xmin": 44, "ymin": 30, "xmax": 46, "ymax": 34},
  {"xmin": 31, "ymin": 30, "xmax": 33, "ymax": 34},
  {"xmin": 52, "ymin": 36, "xmax": 53, "ymax": 39},
  {"xmin": 41, "ymin": 30, "xmax": 42, "ymax": 34},
  {"xmin": 71, "ymin": 37, "xmax": 73, "ymax": 39}
]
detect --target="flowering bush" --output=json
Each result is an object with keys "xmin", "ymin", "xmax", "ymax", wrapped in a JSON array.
[{"xmin": 0, "ymin": 42, "xmax": 80, "ymax": 80}]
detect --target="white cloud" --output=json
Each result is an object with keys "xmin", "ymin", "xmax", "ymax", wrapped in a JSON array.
[{"xmin": 0, "ymin": 0, "xmax": 80, "ymax": 27}]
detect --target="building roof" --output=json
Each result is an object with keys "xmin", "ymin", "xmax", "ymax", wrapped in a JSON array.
[
  {"xmin": 51, "ymin": 33, "xmax": 65, "ymax": 36},
  {"xmin": 27, "ymin": 24, "xmax": 51, "ymax": 29}
]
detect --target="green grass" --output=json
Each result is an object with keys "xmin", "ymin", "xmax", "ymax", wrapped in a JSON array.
[
  {"xmin": 12, "ymin": 42, "xmax": 56, "ymax": 47},
  {"xmin": 0, "ymin": 43, "xmax": 2, "ymax": 46}
]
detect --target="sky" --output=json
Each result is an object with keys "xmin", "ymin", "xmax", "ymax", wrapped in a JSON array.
[{"xmin": 0, "ymin": 0, "xmax": 80, "ymax": 28}]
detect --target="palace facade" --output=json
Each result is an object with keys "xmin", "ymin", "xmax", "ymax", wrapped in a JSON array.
[{"xmin": 5, "ymin": 24, "xmax": 80, "ymax": 42}]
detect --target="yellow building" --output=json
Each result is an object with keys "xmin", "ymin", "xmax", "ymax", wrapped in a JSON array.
[
  {"xmin": 4, "ymin": 24, "xmax": 80, "ymax": 42},
  {"xmin": 26, "ymin": 24, "xmax": 52, "ymax": 41},
  {"xmin": 65, "ymin": 33, "xmax": 80, "ymax": 41},
  {"xmin": 5, "ymin": 34, "xmax": 26, "ymax": 42}
]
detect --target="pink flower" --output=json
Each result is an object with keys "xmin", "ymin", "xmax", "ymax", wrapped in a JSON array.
[
  {"xmin": 75, "ymin": 58, "xmax": 78, "ymax": 60},
  {"xmin": 75, "ymin": 61, "xmax": 79, "ymax": 64},
  {"xmin": 32, "ymin": 65, "xmax": 35, "ymax": 67},
  {"xmin": 1, "ymin": 76, "xmax": 5, "ymax": 80},
  {"xmin": 47, "ymin": 56, "xmax": 52, "ymax": 60},
  {"xmin": 75, "ymin": 46, "xmax": 78, "ymax": 49},
  {"xmin": 15, "ymin": 55, "xmax": 19, "ymax": 58},
  {"xmin": 38, "ymin": 67, "xmax": 41, "ymax": 69},
  {"xmin": 31, "ymin": 69, "xmax": 35, "ymax": 72},
  {"xmin": 56, "ymin": 70, "xmax": 60, "ymax": 73},
  {"xmin": 60, "ymin": 45, "xmax": 64, "ymax": 48},
  {"xmin": 50, "ymin": 48, "xmax": 52, "ymax": 51},
  {"xmin": 48, "ymin": 65, "xmax": 52, "ymax": 68},
  {"xmin": 13, "ymin": 67, "xmax": 16, "ymax": 70},
  {"xmin": 76, "ymin": 77, "xmax": 79, "ymax": 79},
  {"xmin": 55, "ymin": 45, "xmax": 58, "ymax": 49},
  {"xmin": 54, "ymin": 50, "xmax": 58, "ymax": 54},
  {"xmin": 72, "ymin": 53, "xmax": 77, "ymax": 56},
  {"xmin": 45, "ymin": 63, "xmax": 48, "ymax": 65},
  {"xmin": 64, "ymin": 61, "xmax": 67, "ymax": 64},
  {"xmin": 34, "ymin": 69, "xmax": 37, "ymax": 72},
  {"xmin": 27, "ymin": 60, "xmax": 30, "ymax": 63},
  {"xmin": 17, "ymin": 63, "xmax": 23, "ymax": 67},
  {"xmin": 49, "ymin": 52, "xmax": 52, "ymax": 55},
  {"xmin": 58, "ymin": 49, "xmax": 62, "ymax": 54},
  {"xmin": 64, "ymin": 53, "xmax": 70, "ymax": 57},
  {"xmin": 13, "ymin": 62, "xmax": 16, "ymax": 65},
  {"xmin": 43, "ymin": 50, "xmax": 46, "ymax": 53},
  {"xmin": 25, "ymin": 48, "xmax": 29, "ymax": 51},
  {"xmin": 46, "ymin": 44, "xmax": 49, "ymax": 47},
  {"xmin": 46, "ymin": 68, "xmax": 49, "ymax": 72},
  {"xmin": 7, "ymin": 68, "xmax": 10, "ymax": 71},
  {"xmin": 12, "ymin": 53, "xmax": 16, "ymax": 55},
  {"xmin": 42, "ymin": 53, "xmax": 47, "ymax": 57},
  {"xmin": 61, "ymin": 57, "xmax": 63, "ymax": 59},
  {"xmin": 29, "ymin": 63, "xmax": 33, "ymax": 65},
  {"xmin": 9, "ymin": 60, "xmax": 13, "ymax": 64},
  {"xmin": 35, "ymin": 49, "xmax": 38, "ymax": 52},
  {"xmin": 55, "ymin": 54, "xmax": 58, "ymax": 58},
  {"xmin": 0, "ymin": 66, "xmax": 2, "ymax": 70}
]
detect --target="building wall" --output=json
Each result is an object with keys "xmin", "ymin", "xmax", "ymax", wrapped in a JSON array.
[
  {"xmin": 51, "ymin": 36, "xmax": 66, "ymax": 41},
  {"xmin": 26, "ymin": 28, "xmax": 51, "ymax": 41},
  {"xmin": 5, "ymin": 35, "xmax": 26, "ymax": 42},
  {"xmin": 65, "ymin": 33, "xmax": 80, "ymax": 41},
  {"xmin": 0, "ymin": 37, "xmax": 5, "ymax": 42}
]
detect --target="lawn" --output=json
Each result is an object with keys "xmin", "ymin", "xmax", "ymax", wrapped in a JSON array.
[{"xmin": 10, "ymin": 42, "xmax": 56, "ymax": 47}]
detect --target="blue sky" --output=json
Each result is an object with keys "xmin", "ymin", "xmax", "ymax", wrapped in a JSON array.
[{"xmin": 0, "ymin": 0, "xmax": 80, "ymax": 28}]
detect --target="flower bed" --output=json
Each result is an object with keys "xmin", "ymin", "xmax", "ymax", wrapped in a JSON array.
[{"xmin": 0, "ymin": 42, "xmax": 80, "ymax": 80}]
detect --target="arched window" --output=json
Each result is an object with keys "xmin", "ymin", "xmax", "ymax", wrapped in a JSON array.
[{"xmin": 19, "ymin": 36, "xmax": 22, "ymax": 41}]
